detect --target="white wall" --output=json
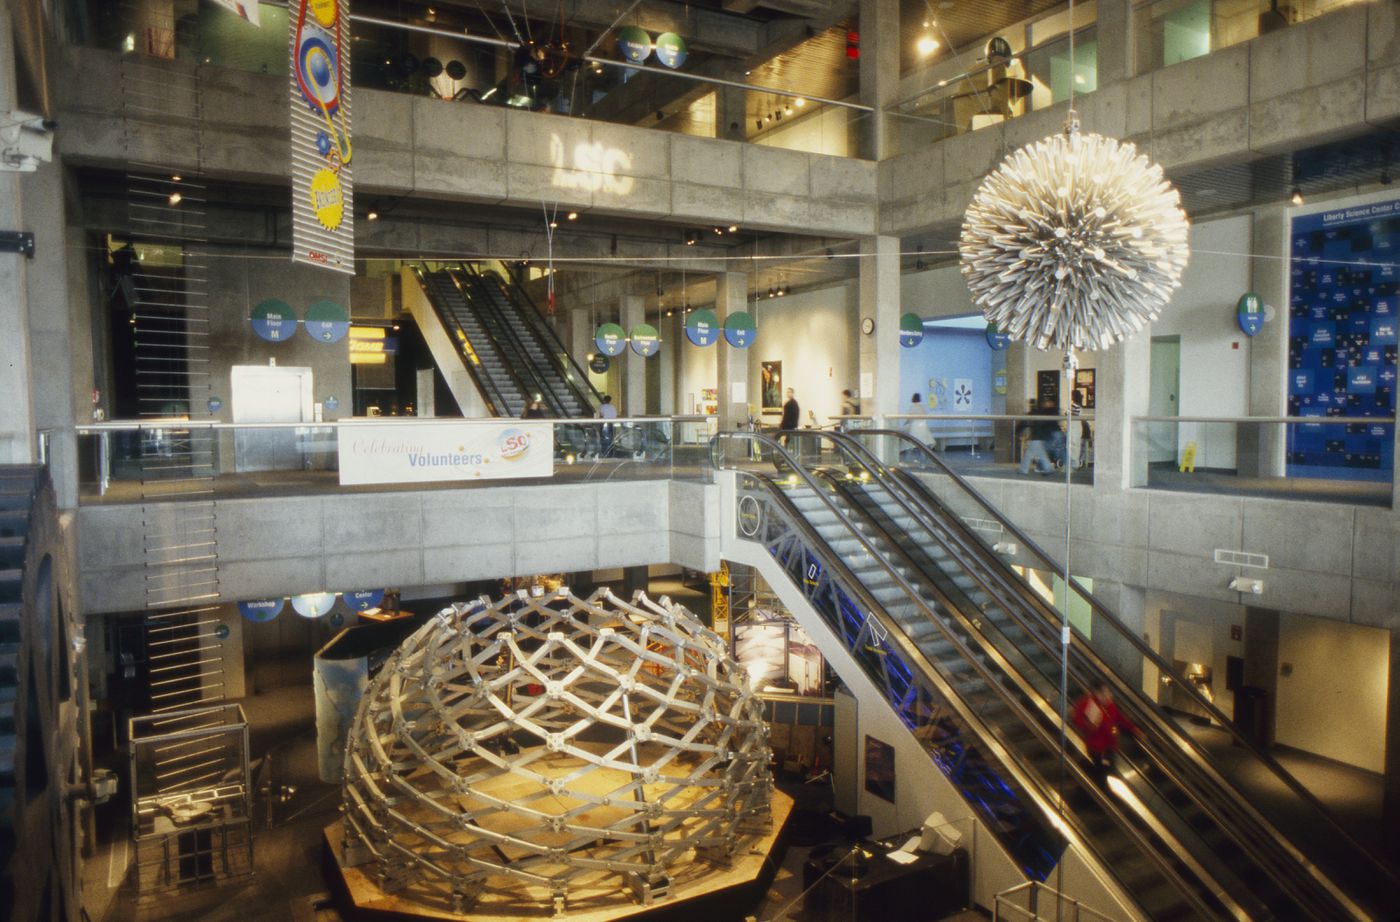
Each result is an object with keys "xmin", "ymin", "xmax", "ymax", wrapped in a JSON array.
[
  {"xmin": 745, "ymin": 281, "xmax": 858, "ymax": 426},
  {"xmin": 1151, "ymin": 215, "xmax": 1254, "ymax": 468},
  {"xmin": 1275, "ymin": 612, "xmax": 1389, "ymax": 772},
  {"xmin": 676, "ymin": 332, "xmax": 719, "ymax": 416}
]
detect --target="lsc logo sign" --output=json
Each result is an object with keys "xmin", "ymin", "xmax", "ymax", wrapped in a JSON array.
[{"xmin": 499, "ymin": 428, "xmax": 533, "ymax": 461}]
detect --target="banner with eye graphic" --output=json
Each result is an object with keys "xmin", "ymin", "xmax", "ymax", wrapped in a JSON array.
[{"xmin": 291, "ymin": 0, "xmax": 354, "ymax": 273}]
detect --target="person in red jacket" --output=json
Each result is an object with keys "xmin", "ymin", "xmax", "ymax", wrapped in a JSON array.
[{"xmin": 1071, "ymin": 680, "xmax": 1142, "ymax": 775}]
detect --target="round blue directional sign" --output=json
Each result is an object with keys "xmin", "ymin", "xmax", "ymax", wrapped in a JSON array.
[
  {"xmin": 239, "ymin": 599, "xmax": 284, "ymax": 623},
  {"xmin": 251, "ymin": 299, "xmax": 295, "ymax": 342},
  {"xmin": 630, "ymin": 323, "xmax": 660, "ymax": 357},
  {"xmin": 345, "ymin": 589, "xmax": 385, "ymax": 612},
  {"xmin": 589, "ymin": 353, "xmax": 610, "ymax": 373},
  {"xmin": 291, "ymin": 592, "xmax": 336, "ymax": 618},
  {"xmin": 685, "ymin": 309, "xmax": 719, "ymax": 346},
  {"xmin": 985, "ymin": 322, "xmax": 1010, "ymax": 351},
  {"xmin": 304, "ymin": 300, "xmax": 349, "ymax": 343},
  {"xmin": 1237, "ymin": 292, "xmax": 1265, "ymax": 337},
  {"xmin": 595, "ymin": 322, "xmax": 627, "ymax": 357},
  {"xmin": 723, "ymin": 311, "xmax": 756, "ymax": 348},
  {"xmin": 654, "ymin": 33, "xmax": 688, "ymax": 69},
  {"xmin": 616, "ymin": 26, "xmax": 652, "ymax": 64},
  {"xmin": 899, "ymin": 312, "xmax": 924, "ymax": 348}
]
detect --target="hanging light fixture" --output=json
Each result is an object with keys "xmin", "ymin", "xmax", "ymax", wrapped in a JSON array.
[
  {"xmin": 959, "ymin": 114, "xmax": 1190, "ymax": 352},
  {"xmin": 1290, "ymin": 187, "xmax": 1305, "ymax": 205}
]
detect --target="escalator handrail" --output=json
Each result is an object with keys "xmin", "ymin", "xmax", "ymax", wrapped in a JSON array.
[
  {"xmin": 850, "ymin": 427, "xmax": 1400, "ymax": 904},
  {"xmin": 805, "ymin": 430, "xmax": 1372, "ymax": 918},
  {"xmin": 480, "ymin": 266, "xmax": 603, "ymax": 414},
  {"xmin": 409, "ymin": 265, "xmax": 510, "ymax": 417},
  {"xmin": 447, "ymin": 267, "xmax": 561, "ymax": 416},
  {"xmin": 713, "ymin": 432, "xmax": 1239, "ymax": 921}
]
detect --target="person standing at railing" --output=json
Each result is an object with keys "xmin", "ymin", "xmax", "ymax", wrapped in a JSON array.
[
  {"xmin": 906, "ymin": 392, "xmax": 932, "ymax": 448},
  {"xmin": 597, "ymin": 394, "xmax": 618, "ymax": 455}
]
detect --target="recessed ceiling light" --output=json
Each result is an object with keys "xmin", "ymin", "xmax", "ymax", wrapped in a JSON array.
[
  {"xmin": 917, "ymin": 35, "xmax": 940, "ymax": 56},
  {"xmin": 567, "ymin": 212, "xmax": 578, "ymax": 220},
  {"xmin": 367, "ymin": 211, "xmax": 379, "ymax": 221}
]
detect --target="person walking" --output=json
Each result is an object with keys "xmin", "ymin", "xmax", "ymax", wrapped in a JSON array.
[
  {"xmin": 1071, "ymin": 680, "xmax": 1142, "ymax": 776},
  {"xmin": 779, "ymin": 387, "xmax": 799, "ymax": 447},
  {"xmin": 521, "ymin": 397, "xmax": 546, "ymax": 419},
  {"xmin": 838, "ymin": 389, "xmax": 860, "ymax": 431}
]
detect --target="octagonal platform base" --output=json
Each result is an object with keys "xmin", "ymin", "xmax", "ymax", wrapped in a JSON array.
[{"xmin": 323, "ymin": 790, "xmax": 793, "ymax": 922}]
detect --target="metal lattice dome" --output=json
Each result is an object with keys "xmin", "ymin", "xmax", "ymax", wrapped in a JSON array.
[{"xmin": 341, "ymin": 589, "xmax": 773, "ymax": 914}]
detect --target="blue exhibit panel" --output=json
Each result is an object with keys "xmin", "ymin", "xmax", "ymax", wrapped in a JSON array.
[{"xmin": 1287, "ymin": 201, "xmax": 1399, "ymax": 481}]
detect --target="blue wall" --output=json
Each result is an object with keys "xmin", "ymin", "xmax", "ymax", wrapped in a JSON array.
[{"xmin": 899, "ymin": 327, "xmax": 1001, "ymax": 415}]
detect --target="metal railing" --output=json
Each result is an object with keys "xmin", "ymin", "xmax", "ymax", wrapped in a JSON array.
[{"xmin": 994, "ymin": 881, "xmax": 1118, "ymax": 922}]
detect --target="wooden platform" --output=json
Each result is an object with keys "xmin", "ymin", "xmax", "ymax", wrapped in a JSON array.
[{"xmin": 323, "ymin": 790, "xmax": 793, "ymax": 922}]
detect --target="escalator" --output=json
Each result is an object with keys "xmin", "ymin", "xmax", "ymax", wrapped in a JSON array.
[
  {"xmin": 714, "ymin": 429, "xmax": 1397, "ymax": 921},
  {"xmin": 409, "ymin": 264, "xmax": 600, "ymax": 420},
  {"xmin": 466, "ymin": 266, "xmax": 600, "ymax": 418},
  {"xmin": 410, "ymin": 265, "xmax": 526, "ymax": 417}
]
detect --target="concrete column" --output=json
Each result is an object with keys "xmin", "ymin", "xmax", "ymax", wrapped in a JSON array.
[
  {"xmin": 857, "ymin": 0, "xmax": 899, "ymax": 160},
  {"xmin": 858, "ymin": 236, "xmax": 901, "ymax": 423},
  {"xmin": 1094, "ymin": 0, "xmax": 1134, "ymax": 85},
  {"xmin": 1095, "ymin": 333, "xmax": 1151, "ymax": 490},
  {"xmin": 570, "ymin": 306, "xmax": 593, "ymax": 373},
  {"xmin": 715, "ymin": 85, "xmax": 747, "ymax": 142},
  {"xmin": 620, "ymin": 295, "xmax": 644, "ymax": 415},
  {"xmin": 715, "ymin": 272, "xmax": 750, "ymax": 431},
  {"xmin": 0, "ymin": 11, "xmax": 36, "ymax": 465},
  {"xmin": 1386, "ymin": 629, "xmax": 1400, "ymax": 856},
  {"xmin": 658, "ymin": 313, "xmax": 676, "ymax": 415},
  {"xmin": 1244, "ymin": 206, "xmax": 1288, "ymax": 479}
]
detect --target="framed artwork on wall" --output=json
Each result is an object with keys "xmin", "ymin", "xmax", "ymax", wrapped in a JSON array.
[
  {"xmin": 864, "ymin": 735, "xmax": 895, "ymax": 803},
  {"xmin": 1075, "ymin": 368, "xmax": 1096, "ymax": 409},
  {"xmin": 761, "ymin": 360, "xmax": 783, "ymax": 412}
]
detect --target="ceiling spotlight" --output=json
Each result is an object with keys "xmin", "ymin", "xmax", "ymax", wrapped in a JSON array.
[
  {"xmin": 549, "ymin": 221, "xmax": 558, "ymax": 228},
  {"xmin": 795, "ymin": 98, "xmax": 806, "ymax": 108},
  {"xmin": 367, "ymin": 211, "xmax": 379, "ymax": 221},
  {"xmin": 744, "ymin": 69, "xmax": 752, "ymax": 76},
  {"xmin": 1290, "ymin": 187, "xmax": 1304, "ymax": 206},
  {"xmin": 170, "ymin": 174, "xmax": 182, "ymax": 182},
  {"xmin": 713, "ymin": 227, "xmax": 724, "ymax": 235},
  {"xmin": 728, "ymin": 225, "xmax": 739, "ymax": 233},
  {"xmin": 767, "ymin": 287, "xmax": 775, "ymax": 298},
  {"xmin": 784, "ymin": 106, "xmax": 793, "ymax": 115},
  {"xmin": 167, "ymin": 191, "xmax": 182, "ymax": 206},
  {"xmin": 917, "ymin": 34, "xmax": 940, "ymax": 56},
  {"xmin": 392, "ymin": 322, "xmax": 400, "ymax": 331},
  {"xmin": 685, "ymin": 231, "xmax": 698, "ymax": 246},
  {"xmin": 665, "ymin": 308, "xmax": 674, "ymax": 317},
  {"xmin": 567, "ymin": 211, "xmax": 579, "ymax": 220}
]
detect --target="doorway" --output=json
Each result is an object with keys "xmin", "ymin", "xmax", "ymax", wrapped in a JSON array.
[{"xmin": 1148, "ymin": 336, "xmax": 1181, "ymax": 465}]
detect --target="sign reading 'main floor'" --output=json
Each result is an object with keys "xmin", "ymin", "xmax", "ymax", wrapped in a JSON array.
[{"xmin": 338, "ymin": 422, "xmax": 554, "ymax": 485}]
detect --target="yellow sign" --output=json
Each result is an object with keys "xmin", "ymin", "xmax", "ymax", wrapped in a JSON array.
[
  {"xmin": 1179, "ymin": 441, "xmax": 1197, "ymax": 473},
  {"xmin": 309, "ymin": 168, "xmax": 344, "ymax": 230},
  {"xmin": 309, "ymin": 0, "xmax": 338, "ymax": 26}
]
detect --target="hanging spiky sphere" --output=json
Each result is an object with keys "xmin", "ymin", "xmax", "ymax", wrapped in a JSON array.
[{"xmin": 959, "ymin": 123, "xmax": 1190, "ymax": 352}]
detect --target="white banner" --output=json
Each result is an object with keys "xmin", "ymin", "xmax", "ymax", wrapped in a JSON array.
[
  {"xmin": 212, "ymin": 0, "xmax": 260, "ymax": 25},
  {"xmin": 338, "ymin": 422, "xmax": 554, "ymax": 486}
]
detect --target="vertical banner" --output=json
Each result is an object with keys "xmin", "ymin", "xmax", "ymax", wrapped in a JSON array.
[{"xmin": 291, "ymin": 0, "xmax": 354, "ymax": 273}]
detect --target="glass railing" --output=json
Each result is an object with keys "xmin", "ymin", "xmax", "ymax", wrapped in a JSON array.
[
  {"xmin": 1130, "ymin": 415, "xmax": 1394, "ymax": 507},
  {"xmin": 880, "ymin": 412, "xmax": 1095, "ymax": 483},
  {"xmin": 886, "ymin": 26, "xmax": 1097, "ymax": 158},
  {"xmin": 60, "ymin": 1, "xmax": 874, "ymax": 159},
  {"xmin": 74, "ymin": 416, "xmax": 713, "ymax": 501},
  {"xmin": 1132, "ymin": 0, "xmax": 1368, "ymax": 74}
]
